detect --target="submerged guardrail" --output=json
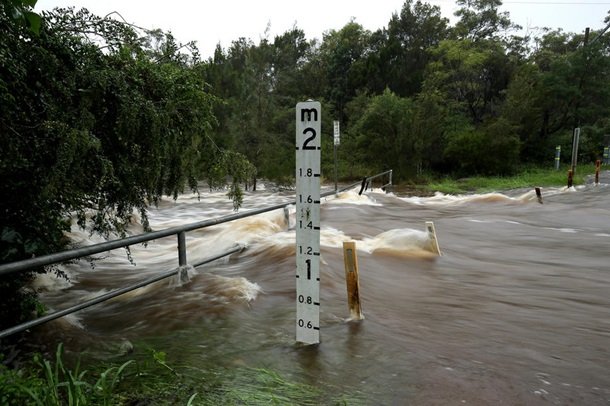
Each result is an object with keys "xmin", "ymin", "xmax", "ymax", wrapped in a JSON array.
[{"xmin": 0, "ymin": 170, "xmax": 392, "ymax": 339}]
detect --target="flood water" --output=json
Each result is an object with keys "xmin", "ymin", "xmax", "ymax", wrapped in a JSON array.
[{"xmin": 34, "ymin": 175, "xmax": 610, "ymax": 405}]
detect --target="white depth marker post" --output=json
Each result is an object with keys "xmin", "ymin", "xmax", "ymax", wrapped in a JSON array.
[
  {"xmin": 333, "ymin": 120, "xmax": 340, "ymax": 192},
  {"xmin": 295, "ymin": 101, "xmax": 321, "ymax": 345}
]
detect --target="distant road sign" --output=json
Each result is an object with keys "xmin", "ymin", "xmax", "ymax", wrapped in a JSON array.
[{"xmin": 333, "ymin": 120, "xmax": 340, "ymax": 146}]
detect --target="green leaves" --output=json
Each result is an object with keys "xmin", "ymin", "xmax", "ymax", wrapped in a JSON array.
[
  {"xmin": 349, "ymin": 89, "xmax": 418, "ymax": 177},
  {"xmin": 3, "ymin": 0, "xmax": 41, "ymax": 34},
  {"xmin": 0, "ymin": 6, "xmax": 232, "ymax": 328}
]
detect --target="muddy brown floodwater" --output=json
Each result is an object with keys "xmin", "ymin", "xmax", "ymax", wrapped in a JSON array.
[{"xmin": 35, "ymin": 174, "xmax": 610, "ymax": 405}]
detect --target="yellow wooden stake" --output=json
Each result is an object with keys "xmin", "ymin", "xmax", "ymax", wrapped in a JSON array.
[
  {"xmin": 343, "ymin": 241, "xmax": 364, "ymax": 320},
  {"xmin": 595, "ymin": 160, "xmax": 601, "ymax": 185},
  {"xmin": 425, "ymin": 221, "xmax": 442, "ymax": 256}
]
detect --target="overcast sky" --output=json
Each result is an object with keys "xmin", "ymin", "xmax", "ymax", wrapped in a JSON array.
[{"xmin": 35, "ymin": 0, "xmax": 610, "ymax": 58}]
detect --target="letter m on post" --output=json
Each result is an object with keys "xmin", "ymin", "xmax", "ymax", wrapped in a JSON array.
[{"xmin": 301, "ymin": 109, "xmax": 318, "ymax": 122}]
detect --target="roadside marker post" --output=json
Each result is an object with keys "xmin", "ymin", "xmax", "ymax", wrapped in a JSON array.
[
  {"xmin": 342, "ymin": 241, "xmax": 364, "ymax": 321},
  {"xmin": 333, "ymin": 120, "xmax": 340, "ymax": 192},
  {"xmin": 295, "ymin": 101, "xmax": 321, "ymax": 345},
  {"xmin": 567, "ymin": 128, "xmax": 579, "ymax": 188},
  {"xmin": 595, "ymin": 160, "xmax": 601, "ymax": 185},
  {"xmin": 425, "ymin": 221, "xmax": 442, "ymax": 256},
  {"xmin": 555, "ymin": 146, "xmax": 561, "ymax": 170}
]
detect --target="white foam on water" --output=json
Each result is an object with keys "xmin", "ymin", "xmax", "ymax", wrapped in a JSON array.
[
  {"xmin": 195, "ymin": 209, "xmax": 286, "ymax": 248},
  {"xmin": 247, "ymin": 226, "xmax": 352, "ymax": 256},
  {"xmin": 326, "ymin": 189, "xmax": 382, "ymax": 206},
  {"xmin": 202, "ymin": 274, "xmax": 262, "ymax": 304},
  {"xmin": 467, "ymin": 218, "xmax": 524, "ymax": 226},
  {"xmin": 399, "ymin": 186, "xmax": 590, "ymax": 206},
  {"xmin": 322, "ymin": 227, "xmax": 353, "ymax": 246},
  {"xmin": 545, "ymin": 227, "xmax": 581, "ymax": 234},
  {"xmin": 62, "ymin": 313, "xmax": 85, "ymax": 329},
  {"xmin": 360, "ymin": 228, "xmax": 429, "ymax": 253},
  {"xmin": 44, "ymin": 311, "xmax": 85, "ymax": 330},
  {"xmin": 169, "ymin": 265, "xmax": 196, "ymax": 287},
  {"xmin": 31, "ymin": 269, "xmax": 74, "ymax": 291},
  {"xmin": 468, "ymin": 218, "xmax": 493, "ymax": 223},
  {"xmin": 399, "ymin": 191, "xmax": 523, "ymax": 206}
]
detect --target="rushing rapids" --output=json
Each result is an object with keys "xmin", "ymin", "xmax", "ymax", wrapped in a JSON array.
[{"xmin": 33, "ymin": 178, "xmax": 610, "ymax": 404}]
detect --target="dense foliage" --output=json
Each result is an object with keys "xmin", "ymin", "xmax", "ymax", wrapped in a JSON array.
[
  {"xmin": 0, "ymin": 0, "xmax": 609, "ymax": 336},
  {"xmin": 203, "ymin": 0, "xmax": 610, "ymax": 180}
]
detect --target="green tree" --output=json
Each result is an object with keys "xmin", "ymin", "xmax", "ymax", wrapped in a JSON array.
[
  {"xmin": 0, "ymin": 0, "xmax": 41, "ymax": 33},
  {"xmin": 317, "ymin": 21, "xmax": 372, "ymax": 121},
  {"xmin": 411, "ymin": 88, "xmax": 451, "ymax": 172},
  {"xmin": 350, "ymin": 89, "xmax": 419, "ymax": 178},
  {"xmin": 500, "ymin": 63, "xmax": 545, "ymax": 161},
  {"xmin": 425, "ymin": 39, "xmax": 513, "ymax": 124},
  {"xmin": 0, "ymin": 7, "xmax": 249, "ymax": 332},
  {"xmin": 516, "ymin": 28, "xmax": 610, "ymax": 162},
  {"xmin": 453, "ymin": 0, "xmax": 516, "ymax": 41},
  {"xmin": 382, "ymin": 0, "xmax": 449, "ymax": 97}
]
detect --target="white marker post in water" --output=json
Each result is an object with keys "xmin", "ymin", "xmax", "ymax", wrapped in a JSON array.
[{"xmin": 295, "ymin": 101, "xmax": 321, "ymax": 345}]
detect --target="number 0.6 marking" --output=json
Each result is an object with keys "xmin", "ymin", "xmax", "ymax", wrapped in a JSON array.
[
  {"xmin": 298, "ymin": 319, "xmax": 318, "ymax": 330},
  {"xmin": 298, "ymin": 294, "xmax": 313, "ymax": 304}
]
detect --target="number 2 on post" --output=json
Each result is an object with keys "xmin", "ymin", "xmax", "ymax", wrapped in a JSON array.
[{"xmin": 302, "ymin": 128, "xmax": 317, "ymax": 150}]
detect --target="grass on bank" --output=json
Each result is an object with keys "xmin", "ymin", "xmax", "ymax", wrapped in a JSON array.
[
  {"xmin": 415, "ymin": 165, "xmax": 599, "ymax": 195},
  {"xmin": 0, "ymin": 344, "xmax": 365, "ymax": 405}
]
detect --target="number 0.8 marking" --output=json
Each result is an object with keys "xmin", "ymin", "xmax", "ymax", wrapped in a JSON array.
[{"xmin": 298, "ymin": 295, "xmax": 313, "ymax": 304}]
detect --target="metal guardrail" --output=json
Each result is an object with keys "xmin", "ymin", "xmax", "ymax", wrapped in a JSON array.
[
  {"xmin": 0, "ymin": 170, "xmax": 392, "ymax": 339},
  {"xmin": 0, "ymin": 245, "xmax": 244, "ymax": 339}
]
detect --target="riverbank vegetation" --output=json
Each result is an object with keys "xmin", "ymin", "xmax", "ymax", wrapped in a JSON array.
[
  {"xmin": 415, "ymin": 164, "xmax": 598, "ymax": 194},
  {"xmin": 1, "ymin": 0, "xmax": 609, "ymax": 395},
  {"xmin": 0, "ymin": 343, "xmax": 363, "ymax": 405}
]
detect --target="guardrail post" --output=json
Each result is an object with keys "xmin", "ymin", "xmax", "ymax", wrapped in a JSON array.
[
  {"xmin": 358, "ymin": 177, "xmax": 367, "ymax": 195},
  {"xmin": 535, "ymin": 187, "xmax": 543, "ymax": 204},
  {"xmin": 178, "ymin": 231, "xmax": 187, "ymax": 266},
  {"xmin": 284, "ymin": 205, "xmax": 291, "ymax": 229}
]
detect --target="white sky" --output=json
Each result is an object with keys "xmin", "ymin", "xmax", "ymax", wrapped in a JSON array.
[{"xmin": 35, "ymin": 0, "xmax": 610, "ymax": 58}]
